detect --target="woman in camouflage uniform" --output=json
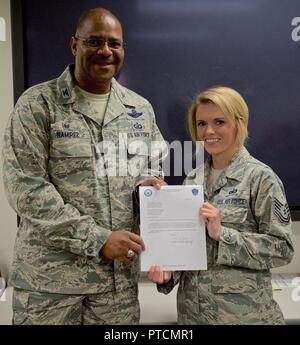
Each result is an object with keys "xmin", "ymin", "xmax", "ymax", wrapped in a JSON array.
[{"xmin": 148, "ymin": 86, "xmax": 294, "ymax": 324}]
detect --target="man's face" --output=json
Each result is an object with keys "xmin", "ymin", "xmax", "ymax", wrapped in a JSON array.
[{"xmin": 71, "ymin": 12, "xmax": 124, "ymax": 93}]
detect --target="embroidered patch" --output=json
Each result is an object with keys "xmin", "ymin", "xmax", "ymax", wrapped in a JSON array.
[
  {"xmin": 127, "ymin": 109, "xmax": 143, "ymax": 118},
  {"xmin": 133, "ymin": 122, "xmax": 143, "ymax": 130},
  {"xmin": 56, "ymin": 131, "xmax": 80, "ymax": 138},
  {"xmin": 217, "ymin": 198, "xmax": 247, "ymax": 206},
  {"xmin": 127, "ymin": 132, "xmax": 150, "ymax": 139},
  {"xmin": 274, "ymin": 198, "xmax": 291, "ymax": 224},
  {"xmin": 228, "ymin": 188, "xmax": 238, "ymax": 195},
  {"xmin": 61, "ymin": 88, "xmax": 70, "ymax": 99}
]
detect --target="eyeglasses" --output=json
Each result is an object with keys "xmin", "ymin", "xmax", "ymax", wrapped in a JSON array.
[{"xmin": 74, "ymin": 36, "xmax": 125, "ymax": 50}]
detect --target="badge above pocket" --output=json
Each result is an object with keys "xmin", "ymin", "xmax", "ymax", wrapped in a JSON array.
[{"xmin": 50, "ymin": 121, "xmax": 92, "ymax": 158}]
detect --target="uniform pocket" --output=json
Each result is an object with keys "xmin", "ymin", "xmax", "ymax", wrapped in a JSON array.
[
  {"xmin": 211, "ymin": 268, "xmax": 258, "ymax": 294},
  {"xmin": 50, "ymin": 138, "xmax": 93, "ymax": 158},
  {"xmin": 221, "ymin": 207, "xmax": 248, "ymax": 224},
  {"xmin": 50, "ymin": 120, "xmax": 92, "ymax": 158}
]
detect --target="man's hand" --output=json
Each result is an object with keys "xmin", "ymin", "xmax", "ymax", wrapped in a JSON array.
[
  {"xmin": 101, "ymin": 230, "xmax": 145, "ymax": 263},
  {"xmin": 148, "ymin": 265, "xmax": 172, "ymax": 284},
  {"xmin": 140, "ymin": 178, "xmax": 168, "ymax": 190}
]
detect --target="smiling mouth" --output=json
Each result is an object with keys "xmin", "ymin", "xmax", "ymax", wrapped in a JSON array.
[
  {"xmin": 95, "ymin": 62, "xmax": 111, "ymax": 66},
  {"xmin": 205, "ymin": 138, "xmax": 220, "ymax": 143},
  {"xmin": 94, "ymin": 59, "xmax": 114, "ymax": 65}
]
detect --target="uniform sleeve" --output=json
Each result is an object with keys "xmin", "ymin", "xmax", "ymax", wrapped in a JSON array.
[
  {"xmin": 217, "ymin": 170, "xmax": 294, "ymax": 270},
  {"xmin": 136, "ymin": 102, "xmax": 168, "ymax": 186},
  {"xmin": 2, "ymin": 94, "xmax": 111, "ymax": 258}
]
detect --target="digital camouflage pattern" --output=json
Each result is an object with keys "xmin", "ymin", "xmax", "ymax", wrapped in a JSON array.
[
  {"xmin": 3, "ymin": 65, "xmax": 166, "ymax": 296},
  {"xmin": 12, "ymin": 287, "xmax": 139, "ymax": 325},
  {"xmin": 158, "ymin": 147, "xmax": 294, "ymax": 324}
]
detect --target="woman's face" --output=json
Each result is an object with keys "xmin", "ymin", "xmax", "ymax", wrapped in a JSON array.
[{"xmin": 195, "ymin": 102, "xmax": 237, "ymax": 161}]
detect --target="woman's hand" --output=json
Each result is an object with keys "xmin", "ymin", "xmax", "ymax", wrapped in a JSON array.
[
  {"xmin": 200, "ymin": 202, "xmax": 221, "ymax": 241},
  {"xmin": 147, "ymin": 265, "xmax": 172, "ymax": 284}
]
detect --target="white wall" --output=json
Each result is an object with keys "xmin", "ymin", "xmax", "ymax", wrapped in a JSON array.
[{"xmin": 0, "ymin": 0, "xmax": 18, "ymax": 280}]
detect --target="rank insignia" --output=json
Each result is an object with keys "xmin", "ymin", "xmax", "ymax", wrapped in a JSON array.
[
  {"xmin": 274, "ymin": 198, "xmax": 291, "ymax": 224},
  {"xmin": 61, "ymin": 88, "xmax": 70, "ymax": 99}
]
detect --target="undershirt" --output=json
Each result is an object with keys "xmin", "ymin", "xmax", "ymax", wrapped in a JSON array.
[
  {"xmin": 76, "ymin": 86, "xmax": 110, "ymax": 124},
  {"xmin": 207, "ymin": 167, "xmax": 224, "ymax": 191}
]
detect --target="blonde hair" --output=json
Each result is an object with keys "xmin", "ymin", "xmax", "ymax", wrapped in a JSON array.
[{"xmin": 187, "ymin": 86, "xmax": 249, "ymax": 148}]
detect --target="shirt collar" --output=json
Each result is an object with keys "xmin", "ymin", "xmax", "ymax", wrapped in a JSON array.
[
  {"xmin": 205, "ymin": 146, "xmax": 250, "ymax": 183},
  {"xmin": 56, "ymin": 64, "xmax": 139, "ymax": 108}
]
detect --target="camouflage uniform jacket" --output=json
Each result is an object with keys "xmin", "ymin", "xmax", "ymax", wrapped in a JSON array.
[
  {"xmin": 159, "ymin": 147, "xmax": 294, "ymax": 324},
  {"xmin": 3, "ymin": 65, "xmax": 166, "ymax": 294}
]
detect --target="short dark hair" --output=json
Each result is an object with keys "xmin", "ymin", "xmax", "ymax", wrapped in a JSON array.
[{"xmin": 75, "ymin": 7, "xmax": 121, "ymax": 33}]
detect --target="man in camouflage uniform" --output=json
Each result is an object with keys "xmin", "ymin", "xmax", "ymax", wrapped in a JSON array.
[
  {"xmin": 150, "ymin": 86, "xmax": 294, "ymax": 324},
  {"xmin": 2, "ymin": 7, "xmax": 166, "ymax": 324}
]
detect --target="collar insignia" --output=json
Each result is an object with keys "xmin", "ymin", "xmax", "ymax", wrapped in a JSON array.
[{"xmin": 61, "ymin": 88, "xmax": 70, "ymax": 99}]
